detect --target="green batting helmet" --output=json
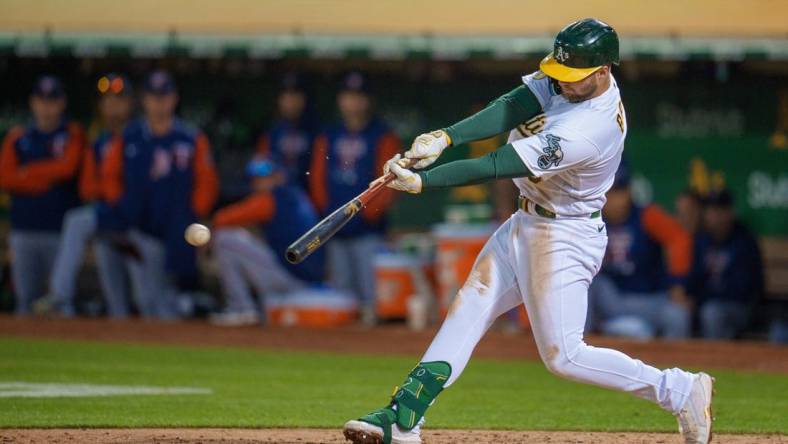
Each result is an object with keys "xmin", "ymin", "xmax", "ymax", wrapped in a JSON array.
[{"xmin": 540, "ymin": 18, "xmax": 619, "ymax": 83}]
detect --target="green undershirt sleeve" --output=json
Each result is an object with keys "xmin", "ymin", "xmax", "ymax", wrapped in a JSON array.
[
  {"xmin": 443, "ymin": 85, "xmax": 542, "ymax": 146},
  {"xmin": 417, "ymin": 143, "xmax": 533, "ymax": 189}
]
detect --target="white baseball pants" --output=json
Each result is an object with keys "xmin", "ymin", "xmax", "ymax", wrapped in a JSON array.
[{"xmin": 422, "ymin": 210, "xmax": 696, "ymax": 414}]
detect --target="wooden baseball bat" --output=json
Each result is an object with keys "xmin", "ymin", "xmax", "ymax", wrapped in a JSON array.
[{"xmin": 285, "ymin": 158, "xmax": 414, "ymax": 264}]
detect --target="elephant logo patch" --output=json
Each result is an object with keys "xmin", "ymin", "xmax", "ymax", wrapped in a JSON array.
[{"xmin": 537, "ymin": 134, "xmax": 564, "ymax": 169}]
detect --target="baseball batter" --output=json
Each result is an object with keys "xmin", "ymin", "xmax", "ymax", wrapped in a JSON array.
[{"xmin": 343, "ymin": 19, "xmax": 714, "ymax": 444}]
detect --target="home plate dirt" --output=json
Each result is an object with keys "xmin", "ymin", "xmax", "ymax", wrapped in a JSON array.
[{"xmin": 2, "ymin": 429, "xmax": 787, "ymax": 443}]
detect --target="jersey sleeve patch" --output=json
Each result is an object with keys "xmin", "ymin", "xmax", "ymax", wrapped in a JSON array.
[
  {"xmin": 536, "ymin": 134, "xmax": 564, "ymax": 169},
  {"xmin": 511, "ymin": 126, "xmax": 600, "ymax": 179}
]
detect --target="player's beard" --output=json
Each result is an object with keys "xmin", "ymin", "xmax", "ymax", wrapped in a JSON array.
[
  {"xmin": 562, "ymin": 89, "xmax": 596, "ymax": 103},
  {"xmin": 559, "ymin": 75, "xmax": 601, "ymax": 103}
]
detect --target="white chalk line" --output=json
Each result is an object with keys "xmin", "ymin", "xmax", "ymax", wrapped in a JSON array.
[{"xmin": 0, "ymin": 382, "xmax": 212, "ymax": 398}]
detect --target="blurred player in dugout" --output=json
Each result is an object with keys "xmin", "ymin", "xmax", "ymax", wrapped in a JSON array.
[
  {"xmin": 37, "ymin": 73, "xmax": 135, "ymax": 317},
  {"xmin": 0, "ymin": 76, "xmax": 86, "ymax": 315},
  {"xmin": 687, "ymin": 189, "xmax": 764, "ymax": 339},
  {"xmin": 587, "ymin": 163, "xmax": 694, "ymax": 339},
  {"xmin": 256, "ymin": 73, "xmax": 320, "ymax": 193},
  {"xmin": 309, "ymin": 71, "xmax": 401, "ymax": 322},
  {"xmin": 209, "ymin": 158, "xmax": 326, "ymax": 326},
  {"xmin": 208, "ymin": 74, "xmax": 324, "ymax": 326},
  {"xmin": 101, "ymin": 70, "xmax": 218, "ymax": 318}
]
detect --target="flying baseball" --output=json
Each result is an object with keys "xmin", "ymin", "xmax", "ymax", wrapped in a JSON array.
[{"xmin": 185, "ymin": 223, "xmax": 211, "ymax": 246}]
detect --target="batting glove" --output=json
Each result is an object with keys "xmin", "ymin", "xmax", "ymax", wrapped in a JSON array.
[
  {"xmin": 405, "ymin": 129, "xmax": 451, "ymax": 169},
  {"xmin": 385, "ymin": 154, "xmax": 422, "ymax": 194}
]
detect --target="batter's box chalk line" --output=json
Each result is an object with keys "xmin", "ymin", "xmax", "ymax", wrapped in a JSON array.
[{"xmin": 0, "ymin": 381, "xmax": 213, "ymax": 398}]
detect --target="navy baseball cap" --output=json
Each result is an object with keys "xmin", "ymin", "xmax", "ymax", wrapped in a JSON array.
[
  {"xmin": 32, "ymin": 75, "xmax": 65, "ymax": 99},
  {"xmin": 339, "ymin": 71, "xmax": 369, "ymax": 94},
  {"xmin": 143, "ymin": 70, "xmax": 176, "ymax": 95},
  {"xmin": 280, "ymin": 72, "xmax": 306, "ymax": 93},
  {"xmin": 704, "ymin": 189, "xmax": 734, "ymax": 207},
  {"xmin": 97, "ymin": 73, "xmax": 132, "ymax": 96}
]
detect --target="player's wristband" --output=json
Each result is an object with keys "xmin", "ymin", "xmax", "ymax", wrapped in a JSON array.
[{"xmin": 443, "ymin": 130, "xmax": 452, "ymax": 147}]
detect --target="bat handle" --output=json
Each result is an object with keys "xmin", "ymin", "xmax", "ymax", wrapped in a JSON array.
[{"xmin": 360, "ymin": 157, "xmax": 416, "ymax": 206}]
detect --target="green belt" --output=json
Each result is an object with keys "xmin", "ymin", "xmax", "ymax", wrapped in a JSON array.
[{"xmin": 518, "ymin": 196, "xmax": 601, "ymax": 219}]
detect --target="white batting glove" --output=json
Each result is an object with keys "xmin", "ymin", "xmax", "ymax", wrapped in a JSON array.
[
  {"xmin": 384, "ymin": 154, "xmax": 422, "ymax": 194},
  {"xmin": 405, "ymin": 129, "xmax": 451, "ymax": 169}
]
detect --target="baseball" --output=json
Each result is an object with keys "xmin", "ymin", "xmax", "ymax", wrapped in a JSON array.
[{"xmin": 185, "ymin": 223, "xmax": 211, "ymax": 246}]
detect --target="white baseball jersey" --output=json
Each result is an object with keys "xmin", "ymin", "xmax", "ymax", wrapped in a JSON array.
[{"xmin": 508, "ymin": 71, "xmax": 627, "ymax": 217}]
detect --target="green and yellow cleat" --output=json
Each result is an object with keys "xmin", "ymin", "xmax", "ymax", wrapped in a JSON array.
[
  {"xmin": 343, "ymin": 361, "xmax": 451, "ymax": 444},
  {"xmin": 343, "ymin": 406, "xmax": 422, "ymax": 444}
]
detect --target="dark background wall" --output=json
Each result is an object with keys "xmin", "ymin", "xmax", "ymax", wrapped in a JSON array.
[{"xmin": 1, "ymin": 56, "xmax": 786, "ymax": 234}]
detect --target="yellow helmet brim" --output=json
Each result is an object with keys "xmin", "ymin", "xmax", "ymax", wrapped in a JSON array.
[{"xmin": 539, "ymin": 53, "xmax": 602, "ymax": 83}]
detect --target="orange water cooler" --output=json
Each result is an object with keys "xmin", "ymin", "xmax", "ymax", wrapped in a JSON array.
[
  {"xmin": 266, "ymin": 287, "xmax": 357, "ymax": 327},
  {"xmin": 432, "ymin": 224, "xmax": 495, "ymax": 315}
]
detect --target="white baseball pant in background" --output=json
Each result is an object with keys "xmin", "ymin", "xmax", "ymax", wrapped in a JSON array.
[
  {"xmin": 213, "ymin": 228, "xmax": 305, "ymax": 313},
  {"xmin": 9, "ymin": 231, "xmax": 60, "ymax": 315},
  {"xmin": 49, "ymin": 205, "xmax": 131, "ymax": 317},
  {"xmin": 126, "ymin": 230, "xmax": 179, "ymax": 319},
  {"xmin": 327, "ymin": 235, "xmax": 381, "ymax": 310}
]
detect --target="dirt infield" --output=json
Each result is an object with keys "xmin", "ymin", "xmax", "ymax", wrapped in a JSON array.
[
  {"xmin": 2, "ymin": 428, "xmax": 787, "ymax": 444},
  {"xmin": 0, "ymin": 315, "xmax": 786, "ymax": 373}
]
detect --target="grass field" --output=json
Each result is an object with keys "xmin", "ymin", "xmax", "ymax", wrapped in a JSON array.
[{"xmin": 1, "ymin": 336, "xmax": 786, "ymax": 434}]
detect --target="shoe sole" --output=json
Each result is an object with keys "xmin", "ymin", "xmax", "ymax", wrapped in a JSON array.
[
  {"xmin": 706, "ymin": 373, "xmax": 715, "ymax": 444},
  {"xmin": 343, "ymin": 420, "xmax": 383, "ymax": 444},
  {"xmin": 343, "ymin": 420, "xmax": 424, "ymax": 444}
]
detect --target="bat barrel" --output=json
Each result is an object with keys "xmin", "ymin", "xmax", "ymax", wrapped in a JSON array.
[
  {"xmin": 285, "ymin": 198, "xmax": 362, "ymax": 264},
  {"xmin": 283, "ymin": 159, "xmax": 412, "ymax": 265},
  {"xmin": 286, "ymin": 230, "xmax": 321, "ymax": 264}
]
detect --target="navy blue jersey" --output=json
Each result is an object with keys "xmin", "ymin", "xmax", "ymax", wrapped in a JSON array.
[
  {"xmin": 258, "ymin": 117, "xmax": 319, "ymax": 190},
  {"xmin": 601, "ymin": 204, "xmax": 692, "ymax": 292},
  {"xmin": 0, "ymin": 121, "xmax": 85, "ymax": 231},
  {"xmin": 106, "ymin": 117, "xmax": 218, "ymax": 276},
  {"xmin": 309, "ymin": 118, "xmax": 401, "ymax": 238},
  {"xmin": 688, "ymin": 222, "xmax": 764, "ymax": 304}
]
